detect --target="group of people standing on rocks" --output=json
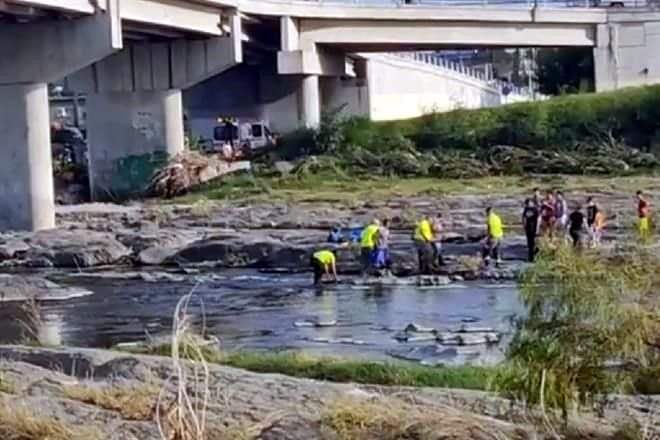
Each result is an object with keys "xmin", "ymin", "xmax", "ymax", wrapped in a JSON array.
[
  {"xmin": 310, "ymin": 188, "xmax": 654, "ymax": 285},
  {"xmin": 311, "ymin": 206, "xmax": 505, "ymax": 285},
  {"xmin": 522, "ymin": 188, "xmax": 652, "ymax": 262}
]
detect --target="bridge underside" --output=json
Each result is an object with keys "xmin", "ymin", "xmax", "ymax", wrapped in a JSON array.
[{"xmin": 0, "ymin": 0, "xmax": 241, "ymax": 231}]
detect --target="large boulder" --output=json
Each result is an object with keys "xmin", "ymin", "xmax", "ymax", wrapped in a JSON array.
[
  {"xmin": 0, "ymin": 238, "xmax": 30, "ymax": 260},
  {"xmin": 115, "ymin": 228, "xmax": 202, "ymax": 265},
  {"xmin": 171, "ymin": 235, "xmax": 301, "ymax": 267},
  {"xmin": 25, "ymin": 230, "xmax": 131, "ymax": 268}
]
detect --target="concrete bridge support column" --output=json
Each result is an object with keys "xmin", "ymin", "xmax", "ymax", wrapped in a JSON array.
[
  {"xmin": 86, "ymin": 90, "xmax": 185, "ymax": 200},
  {"xmin": 70, "ymin": 12, "xmax": 242, "ymax": 200},
  {"xmin": 0, "ymin": 0, "xmax": 121, "ymax": 231},
  {"xmin": 300, "ymin": 75, "xmax": 321, "ymax": 128},
  {"xmin": 0, "ymin": 83, "xmax": 55, "ymax": 231}
]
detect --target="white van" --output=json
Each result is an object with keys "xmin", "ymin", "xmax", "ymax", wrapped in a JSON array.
[{"xmin": 193, "ymin": 118, "xmax": 276, "ymax": 155}]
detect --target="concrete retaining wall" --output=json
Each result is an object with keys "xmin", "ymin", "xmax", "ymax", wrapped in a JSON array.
[
  {"xmin": 363, "ymin": 54, "xmax": 503, "ymax": 121},
  {"xmin": 594, "ymin": 20, "xmax": 660, "ymax": 91}
]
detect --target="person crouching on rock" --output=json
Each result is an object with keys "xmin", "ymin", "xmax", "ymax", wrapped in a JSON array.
[
  {"xmin": 414, "ymin": 214, "xmax": 435, "ymax": 275},
  {"xmin": 311, "ymin": 250, "xmax": 337, "ymax": 286},
  {"xmin": 482, "ymin": 207, "xmax": 504, "ymax": 268},
  {"xmin": 360, "ymin": 219, "xmax": 380, "ymax": 274}
]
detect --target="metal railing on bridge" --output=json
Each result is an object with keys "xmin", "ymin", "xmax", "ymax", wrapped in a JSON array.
[
  {"xmin": 392, "ymin": 52, "xmax": 536, "ymax": 99},
  {"xmin": 295, "ymin": 0, "xmax": 657, "ymax": 8}
]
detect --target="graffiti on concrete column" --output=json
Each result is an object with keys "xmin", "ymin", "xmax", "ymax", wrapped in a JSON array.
[
  {"xmin": 110, "ymin": 151, "xmax": 168, "ymax": 197},
  {"xmin": 132, "ymin": 111, "xmax": 162, "ymax": 141}
]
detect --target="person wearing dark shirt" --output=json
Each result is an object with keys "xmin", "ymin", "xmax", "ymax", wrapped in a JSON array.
[
  {"xmin": 568, "ymin": 205, "xmax": 587, "ymax": 248},
  {"xmin": 586, "ymin": 196, "xmax": 598, "ymax": 246},
  {"xmin": 586, "ymin": 197, "xmax": 597, "ymax": 228},
  {"xmin": 521, "ymin": 198, "xmax": 540, "ymax": 262}
]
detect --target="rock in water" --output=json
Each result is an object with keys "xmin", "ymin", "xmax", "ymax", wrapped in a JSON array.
[
  {"xmin": 0, "ymin": 239, "xmax": 30, "ymax": 259},
  {"xmin": 404, "ymin": 322, "xmax": 436, "ymax": 333},
  {"xmin": 458, "ymin": 325, "xmax": 497, "ymax": 333},
  {"xmin": 416, "ymin": 275, "xmax": 451, "ymax": 287},
  {"xmin": 437, "ymin": 332, "xmax": 461, "ymax": 345},
  {"xmin": 394, "ymin": 332, "xmax": 438, "ymax": 343},
  {"xmin": 307, "ymin": 337, "xmax": 367, "ymax": 346},
  {"xmin": 456, "ymin": 334, "xmax": 487, "ymax": 345},
  {"xmin": 293, "ymin": 319, "xmax": 337, "ymax": 328},
  {"xmin": 0, "ymin": 274, "xmax": 92, "ymax": 302},
  {"xmin": 138, "ymin": 272, "xmax": 185, "ymax": 283}
]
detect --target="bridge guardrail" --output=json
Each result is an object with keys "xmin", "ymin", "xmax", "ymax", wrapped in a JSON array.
[
  {"xmin": 296, "ymin": 0, "xmax": 658, "ymax": 8},
  {"xmin": 393, "ymin": 52, "xmax": 537, "ymax": 99}
]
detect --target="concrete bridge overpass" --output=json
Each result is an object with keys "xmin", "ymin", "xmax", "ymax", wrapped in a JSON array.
[
  {"xmin": 1, "ymin": 0, "xmax": 660, "ymax": 232},
  {"xmin": 0, "ymin": 0, "xmax": 241, "ymax": 231},
  {"xmin": 263, "ymin": 2, "xmax": 660, "ymax": 125}
]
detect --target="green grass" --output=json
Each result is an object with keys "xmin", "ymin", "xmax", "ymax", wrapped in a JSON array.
[
  {"xmin": 119, "ymin": 343, "xmax": 660, "ymax": 395},
  {"xmin": 222, "ymin": 352, "xmax": 494, "ymax": 390},
  {"xmin": 171, "ymin": 173, "xmax": 660, "ymax": 205},
  {"xmin": 120, "ymin": 344, "xmax": 496, "ymax": 390},
  {"xmin": 0, "ymin": 374, "xmax": 13, "ymax": 394}
]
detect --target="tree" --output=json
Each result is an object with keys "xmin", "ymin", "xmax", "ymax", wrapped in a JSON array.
[{"xmin": 536, "ymin": 48, "xmax": 594, "ymax": 95}]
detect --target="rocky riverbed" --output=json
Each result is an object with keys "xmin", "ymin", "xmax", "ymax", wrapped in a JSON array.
[
  {"xmin": 0, "ymin": 345, "xmax": 657, "ymax": 440},
  {"xmin": 2, "ymin": 184, "xmax": 655, "ymax": 279}
]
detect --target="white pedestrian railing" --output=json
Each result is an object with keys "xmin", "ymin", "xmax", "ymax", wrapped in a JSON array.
[
  {"xmin": 295, "ymin": 0, "xmax": 656, "ymax": 8},
  {"xmin": 391, "ymin": 52, "xmax": 538, "ymax": 99}
]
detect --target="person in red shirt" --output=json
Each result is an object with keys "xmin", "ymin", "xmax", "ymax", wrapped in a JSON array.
[
  {"xmin": 636, "ymin": 190, "xmax": 652, "ymax": 241},
  {"xmin": 540, "ymin": 191, "xmax": 556, "ymax": 237}
]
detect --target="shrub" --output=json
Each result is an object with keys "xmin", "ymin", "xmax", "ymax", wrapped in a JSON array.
[
  {"xmin": 494, "ymin": 244, "xmax": 656, "ymax": 418},
  {"xmin": 387, "ymin": 84, "xmax": 660, "ymax": 151}
]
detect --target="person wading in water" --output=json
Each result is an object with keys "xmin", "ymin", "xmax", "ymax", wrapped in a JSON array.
[{"xmin": 521, "ymin": 198, "xmax": 541, "ymax": 262}]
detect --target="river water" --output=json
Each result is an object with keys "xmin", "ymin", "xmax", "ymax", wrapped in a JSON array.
[{"xmin": 0, "ymin": 270, "xmax": 523, "ymax": 365}]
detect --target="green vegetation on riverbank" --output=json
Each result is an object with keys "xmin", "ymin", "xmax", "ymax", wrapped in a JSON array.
[
  {"xmin": 171, "ymin": 86, "xmax": 660, "ymax": 203},
  {"xmin": 121, "ymin": 344, "xmax": 495, "ymax": 390},
  {"xmin": 496, "ymin": 244, "xmax": 660, "ymax": 416},
  {"xmin": 120, "ymin": 342, "xmax": 660, "ymax": 397},
  {"xmin": 270, "ymin": 85, "xmax": 660, "ymax": 177},
  {"xmin": 174, "ymin": 173, "xmax": 660, "ymax": 205}
]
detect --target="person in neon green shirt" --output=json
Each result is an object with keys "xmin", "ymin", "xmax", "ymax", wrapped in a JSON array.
[
  {"xmin": 310, "ymin": 249, "xmax": 337, "ymax": 285},
  {"xmin": 482, "ymin": 207, "xmax": 504, "ymax": 267},
  {"xmin": 360, "ymin": 219, "xmax": 380, "ymax": 273},
  {"xmin": 414, "ymin": 215, "xmax": 435, "ymax": 274}
]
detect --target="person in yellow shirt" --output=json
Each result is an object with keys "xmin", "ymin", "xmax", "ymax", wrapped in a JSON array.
[
  {"xmin": 360, "ymin": 219, "xmax": 380, "ymax": 274},
  {"xmin": 482, "ymin": 207, "xmax": 504, "ymax": 268},
  {"xmin": 636, "ymin": 190, "xmax": 652, "ymax": 242},
  {"xmin": 310, "ymin": 249, "xmax": 337, "ymax": 285},
  {"xmin": 414, "ymin": 215, "xmax": 435, "ymax": 274}
]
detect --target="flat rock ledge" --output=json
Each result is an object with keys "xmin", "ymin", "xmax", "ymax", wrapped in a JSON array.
[
  {"xmin": 0, "ymin": 345, "xmax": 657, "ymax": 440},
  {"xmin": 0, "ymin": 274, "xmax": 93, "ymax": 302}
]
